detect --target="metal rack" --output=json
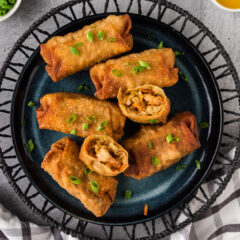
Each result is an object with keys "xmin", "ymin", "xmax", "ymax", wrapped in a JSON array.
[{"xmin": 0, "ymin": 0, "xmax": 239, "ymax": 239}]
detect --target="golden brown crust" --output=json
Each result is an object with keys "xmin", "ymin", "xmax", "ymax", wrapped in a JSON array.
[
  {"xmin": 123, "ymin": 112, "xmax": 201, "ymax": 180},
  {"xmin": 41, "ymin": 137, "xmax": 118, "ymax": 217},
  {"xmin": 36, "ymin": 93, "xmax": 126, "ymax": 140},
  {"xmin": 117, "ymin": 85, "xmax": 170, "ymax": 124},
  {"xmin": 79, "ymin": 135, "xmax": 128, "ymax": 176},
  {"xmin": 90, "ymin": 48, "xmax": 179, "ymax": 100},
  {"xmin": 40, "ymin": 14, "xmax": 133, "ymax": 82}
]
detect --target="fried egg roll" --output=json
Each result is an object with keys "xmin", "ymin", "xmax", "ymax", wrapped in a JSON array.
[
  {"xmin": 90, "ymin": 48, "xmax": 178, "ymax": 100},
  {"xmin": 42, "ymin": 137, "xmax": 118, "ymax": 217},
  {"xmin": 36, "ymin": 93, "xmax": 126, "ymax": 140},
  {"xmin": 40, "ymin": 14, "xmax": 133, "ymax": 82},
  {"xmin": 123, "ymin": 112, "xmax": 201, "ymax": 180},
  {"xmin": 118, "ymin": 85, "xmax": 170, "ymax": 124},
  {"xmin": 80, "ymin": 135, "xmax": 128, "ymax": 176}
]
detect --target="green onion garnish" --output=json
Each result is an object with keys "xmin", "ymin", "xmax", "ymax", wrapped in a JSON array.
[
  {"xmin": 70, "ymin": 129, "xmax": 77, "ymax": 135},
  {"xmin": 174, "ymin": 51, "xmax": 184, "ymax": 56},
  {"xmin": 90, "ymin": 180, "xmax": 99, "ymax": 194},
  {"xmin": 70, "ymin": 46, "xmax": 79, "ymax": 56},
  {"xmin": 97, "ymin": 30, "xmax": 104, "ymax": 40},
  {"xmin": 77, "ymin": 84, "xmax": 83, "ymax": 91},
  {"xmin": 112, "ymin": 69, "xmax": 122, "ymax": 77},
  {"xmin": 87, "ymin": 115, "xmax": 97, "ymax": 123},
  {"xmin": 176, "ymin": 164, "xmax": 187, "ymax": 170},
  {"xmin": 87, "ymin": 31, "xmax": 93, "ymax": 42},
  {"xmin": 152, "ymin": 156, "xmax": 159, "ymax": 165},
  {"xmin": 124, "ymin": 190, "xmax": 132, "ymax": 199},
  {"xmin": 66, "ymin": 114, "xmax": 77, "ymax": 124},
  {"xmin": 148, "ymin": 140, "xmax": 153, "ymax": 149},
  {"xmin": 179, "ymin": 71, "xmax": 189, "ymax": 82},
  {"xmin": 97, "ymin": 120, "xmax": 108, "ymax": 131},
  {"xmin": 75, "ymin": 42, "xmax": 83, "ymax": 47},
  {"xmin": 166, "ymin": 134, "xmax": 180, "ymax": 143},
  {"xmin": 106, "ymin": 37, "xmax": 117, "ymax": 43},
  {"xmin": 28, "ymin": 101, "xmax": 36, "ymax": 107},
  {"xmin": 82, "ymin": 123, "xmax": 89, "ymax": 131},
  {"xmin": 132, "ymin": 65, "xmax": 146, "ymax": 74},
  {"xmin": 25, "ymin": 139, "xmax": 35, "ymax": 154},
  {"xmin": 69, "ymin": 176, "xmax": 81, "ymax": 185},
  {"xmin": 139, "ymin": 60, "xmax": 151, "ymax": 69},
  {"xmin": 148, "ymin": 119, "xmax": 158, "ymax": 124},
  {"xmin": 199, "ymin": 122, "xmax": 209, "ymax": 129},
  {"xmin": 0, "ymin": 0, "xmax": 15, "ymax": 16},
  {"xmin": 195, "ymin": 160, "xmax": 201, "ymax": 170},
  {"xmin": 157, "ymin": 41, "xmax": 163, "ymax": 49},
  {"xmin": 84, "ymin": 166, "xmax": 92, "ymax": 175},
  {"xmin": 84, "ymin": 85, "xmax": 90, "ymax": 90}
]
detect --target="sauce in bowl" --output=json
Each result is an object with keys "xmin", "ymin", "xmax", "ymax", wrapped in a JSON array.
[{"xmin": 216, "ymin": 0, "xmax": 240, "ymax": 9}]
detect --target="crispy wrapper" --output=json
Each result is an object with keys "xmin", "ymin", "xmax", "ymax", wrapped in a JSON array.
[
  {"xmin": 79, "ymin": 135, "xmax": 128, "ymax": 176},
  {"xmin": 123, "ymin": 112, "xmax": 201, "ymax": 180},
  {"xmin": 90, "ymin": 48, "xmax": 178, "ymax": 100},
  {"xmin": 36, "ymin": 93, "xmax": 126, "ymax": 140},
  {"xmin": 117, "ymin": 85, "xmax": 170, "ymax": 124},
  {"xmin": 41, "ymin": 137, "xmax": 118, "ymax": 217},
  {"xmin": 40, "ymin": 14, "xmax": 133, "ymax": 82}
]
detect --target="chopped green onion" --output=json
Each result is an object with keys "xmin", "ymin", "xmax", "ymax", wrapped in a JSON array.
[
  {"xmin": 157, "ymin": 41, "xmax": 163, "ymax": 49},
  {"xmin": 199, "ymin": 122, "xmax": 209, "ymax": 129},
  {"xmin": 77, "ymin": 84, "xmax": 83, "ymax": 91},
  {"xmin": 69, "ymin": 176, "xmax": 81, "ymax": 185},
  {"xmin": 70, "ymin": 46, "xmax": 79, "ymax": 56},
  {"xmin": 106, "ymin": 37, "xmax": 117, "ymax": 43},
  {"xmin": 112, "ymin": 69, "xmax": 122, "ymax": 77},
  {"xmin": 28, "ymin": 101, "xmax": 36, "ymax": 107},
  {"xmin": 97, "ymin": 120, "xmax": 108, "ymax": 131},
  {"xmin": 75, "ymin": 42, "xmax": 83, "ymax": 47},
  {"xmin": 179, "ymin": 71, "xmax": 189, "ymax": 82},
  {"xmin": 195, "ymin": 160, "xmax": 201, "ymax": 170},
  {"xmin": 176, "ymin": 164, "xmax": 187, "ymax": 170},
  {"xmin": 152, "ymin": 156, "xmax": 159, "ymax": 165},
  {"xmin": 87, "ymin": 31, "xmax": 93, "ymax": 42},
  {"xmin": 84, "ymin": 85, "xmax": 90, "ymax": 90},
  {"xmin": 97, "ymin": 30, "xmax": 104, "ymax": 40},
  {"xmin": 82, "ymin": 123, "xmax": 89, "ymax": 131},
  {"xmin": 70, "ymin": 129, "xmax": 77, "ymax": 135},
  {"xmin": 90, "ymin": 180, "xmax": 99, "ymax": 194},
  {"xmin": 8, "ymin": 0, "xmax": 16, "ymax": 4},
  {"xmin": 174, "ymin": 50, "xmax": 184, "ymax": 56},
  {"xmin": 148, "ymin": 119, "xmax": 158, "ymax": 124},
  {"xmin": 132, "ymin": 65, "xmax": 145, "ymax": 74},
  {"xmin": 124, "ymin": 190, "xmax": 132, "ymax": 199},
  {"xmin": 166, "ymin": 134, "xmax": 180, "ymax": 143},
  {"xmin": 87, "ymin": 115, "xmax": 97, "ymax": 123},
  {"xmin": 125, "ymin": 62, "xmax": 130, "ymax": 66},
  {"xmin": 139, "ymin": 60, "xmax": 151, "ymax": 69},
  {"xmin": 148, "ymin": 140, "xmax": 153, "ymax": 149},
  {"xmin": 84, "ymin": 166, "xmax": 92, "ymax": 175},
  {"xmin": 0, "ymin": 10, "xmax": 6, "ymax": 16},
  {"xmin": 66, "ymin": 114, "xmax": 77, "ymax": 124},
  {"xmin": 25, "ymin": 139, "xmax": 35, "ymax": 154}
]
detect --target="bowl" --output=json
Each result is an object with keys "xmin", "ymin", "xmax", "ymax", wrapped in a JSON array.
[
  {"xmin": 0, "ymin": 0, "xmax": 22, "ymax": 22},
  {"xmin": 211, "ymin": 0, "xmax": 240, "ymax": 12}
]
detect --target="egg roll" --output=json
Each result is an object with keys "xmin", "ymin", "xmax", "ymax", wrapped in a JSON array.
[
  {"xmin": 118, "ymin": 85, "xmax": 170, "ymax": 124},
  {"xmin": 42, "ymin": 137, "xmax": 118, "ymax": 217},
  {"xmin": 90, "ymin": 48, "xmax": 178, "ymax": 100},
  {"xmin": 123, "ymin": 112, "xmax": 201, "ymax": 180},
  {"xmin": 79, "ymin": 135, "xmax": 128, "ymax": 176},
  {"xmin": 36, "ymin": 93, "xmax": 126, "ymax": 140},
  {"xmin": 40, "ymin": 14, "xmax": 133, "ymax": 82}
]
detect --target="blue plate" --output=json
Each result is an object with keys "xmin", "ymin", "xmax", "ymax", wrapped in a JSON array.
[{"xmin": 11, "ymin": 13, "xmax": 223, "ymax": 225}]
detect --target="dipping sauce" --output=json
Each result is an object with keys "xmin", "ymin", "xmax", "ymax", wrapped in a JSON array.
[{"xmin": 216, "ymin": 0, "xmax": 240, "ymax": 9}]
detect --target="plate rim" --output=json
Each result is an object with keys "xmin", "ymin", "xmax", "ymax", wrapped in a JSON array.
[{"xmin": 10, "ymin": 12, "xmax": 224, "ymax": 226}]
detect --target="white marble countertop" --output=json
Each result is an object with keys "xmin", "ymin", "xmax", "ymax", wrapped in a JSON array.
[{"xmin": 0, "ymin": 0, "xmax": 239, "ymax": 228}]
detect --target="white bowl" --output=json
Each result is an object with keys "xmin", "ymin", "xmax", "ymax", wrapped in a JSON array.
[
  {"xmin": 0, "ymin": 0, "xmax": 22, "ymax": 22},
  {"xmin": 211, "ymin": 0, "xmax": 240, "ymax": 12}
]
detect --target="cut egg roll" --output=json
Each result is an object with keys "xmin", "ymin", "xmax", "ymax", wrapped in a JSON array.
[
  {"xmin": 36, "ymin": 93, "xmax": 126, "ymax": 140},
  {"xmin": 79, "ymin": 135, "xmax": 128, "ymax": 176},
  {"xmin": 90, "ymin": 48, "xmax": 178, "ymax": 100},
  {"xmin": 40, "ymin": 14, "xmax": 133, "ymax": 82},
  {"xmin": 42, "ymin": 137, "xmax": 118, "ymax": 217},
  {"xmin": 117, "ymin": 85, "xmax": 170, "ymax": 124},
  {"xmin": 123, "ymin": 112, "xmax": 201, "ymax": 180}
]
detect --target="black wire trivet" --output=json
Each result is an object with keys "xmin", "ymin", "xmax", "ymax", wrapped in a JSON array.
[{"xmin": 0, "ymin": 0, "xmax": 240, "ymax": 239}]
